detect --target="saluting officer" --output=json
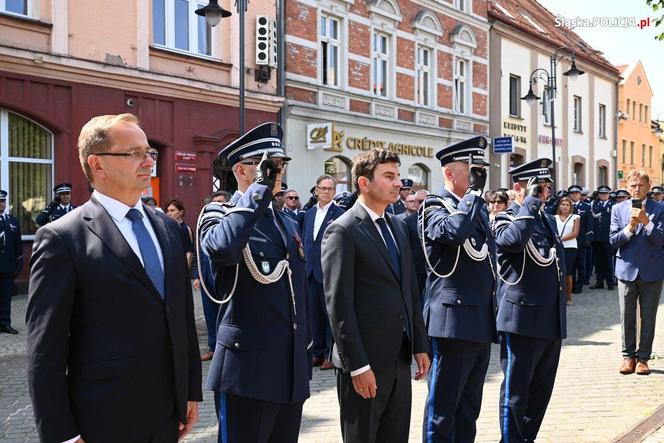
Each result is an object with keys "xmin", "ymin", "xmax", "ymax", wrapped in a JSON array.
[
  {"xmin": 493, "ymin": 159, "xmax": 566, "ymax": 443},
  {"xmin": 36, "ymin": 183, "xmax": 76, "ymax": 226},
  {"xmin": 0, "ymin": 191, "xmax": 22, "ymax": 334},
  {"xmin": 568, "ymin": 185, "xmax": 593, "ymax": 294},
  {"xmin": 590, "ymin": 186, "xmax": 615, "ymax": 290},
  {"xmin": 196, "ymin": 123, "xmax": 310, "ymax": 443},
  {"xmin": 388, "ymin": 178, "xmax": 413, "ymax": 215},
  {"xmin": 419, "ymin": 137, "xmax": 497, "ymax": 443},
  {"xmin": 651, "ymin": 185, "xmax": 664, "ymax": 204}
]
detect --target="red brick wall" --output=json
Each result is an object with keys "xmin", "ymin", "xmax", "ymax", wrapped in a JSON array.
[
  {"xmin": 286, "ymin": 86, "xmax": 317, "ymax": 104},
  {"xmin": 472, "ymin": 92, "xmax": 487, "ymax": 115},
  {"xmin": 397, "ymin": 73, "xmax": 414, "ymax": 100},
  {"xmin": 396, "ymin": 37, "xmax": 414, "ymax": 69},
  {"xmin": 438, "ymin": 84, "xmax": 453, "ymax": 109},
  {"xmin": 348, "ymin": 60, "xmax": 370, "ymax": 90},
  {"xmin": 439, "ymin": 116, "xmax": 454, "ymax": 128},
  {"xmin": 350, "ymin": 99, "xmax": 371, "ymax": 114},
  {"xmin": 473, "ymin": 62, "xmax": 487, "ymax": 89},
  {"xmin": 399, "ymin": 109, "xmax": 415, "ymax": 122},
  {"xmin": 348, "ymin": 21, "xmax": 370, "ymax": 58},
  {"xmin": 437, "ymin": 52, "xmax": 453, "ymax": 80},
  {"xmin": 286, "ymin": 43, "xmax": 317, "ymax": 79},
  {"xmin": 285, "ymin": 1, "xmax": 317, "ymax": 42}
]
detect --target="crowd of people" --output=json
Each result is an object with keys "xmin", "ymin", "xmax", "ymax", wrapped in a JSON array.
[{"xmin": 16, "ymin": 114, "xmax": 664, "ymax": 443}]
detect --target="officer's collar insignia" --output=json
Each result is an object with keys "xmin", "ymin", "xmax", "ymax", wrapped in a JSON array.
[{"xmin": 261, "ymin": 261, "xmax": 270, "ymax": 274}]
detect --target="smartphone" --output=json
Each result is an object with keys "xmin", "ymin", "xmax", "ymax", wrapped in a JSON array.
[{"xmin": 631, "ymin": 199, "xmax": 642, "ymax": 209}]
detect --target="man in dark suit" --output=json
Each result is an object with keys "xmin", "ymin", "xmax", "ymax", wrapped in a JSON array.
[
  {"xmin": 322, "ymin": 148, "xmax": 430, "ymax": 443},
  {"xmin": 0, "ymin": 190, "xmax": 22, "ymax": 334},
  {"xmin": 283, "ymin": 189, "xmax": 301, "ymax": 220},
  {"xmin": 611, "ymin": 169, "xmax": 664, "ymax": 375},
  {"xmin": 36, "ymin": 183, "xmax": 77, "ymax": 226},
  {"xmin": 26, "ymin": 113, "xmax": 202, "ymax": 443},
  {"xmin": 590, "ymin": 186, "xmax": 615, "ymax": 290},
  {"xmin": 568, "ymin": 185, "xmax": 593, "ymax": 293},
  {"xmin": 301, "ymin": 174, "xmax": 345, "ymax": 370},
  {"xmin": 197, "ymin": 123, "xmax": 310, "ymax": 443},
  {"xmin": 419, "ymin": 136, "xmax": 497, "ymax": 442},
  {"xmin": 493, "ymin": 159, "xmax": 566, "ymax": 443}
]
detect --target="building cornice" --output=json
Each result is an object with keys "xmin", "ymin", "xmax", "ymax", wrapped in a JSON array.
[{"xmin": 0, "ymin": 46, "xmax": 284, "ymax": 113}]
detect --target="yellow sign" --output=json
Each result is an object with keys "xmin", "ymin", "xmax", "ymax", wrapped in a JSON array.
[{"xmin": 325, "ymin": 130, "xmax": 434, "ymax": 158}]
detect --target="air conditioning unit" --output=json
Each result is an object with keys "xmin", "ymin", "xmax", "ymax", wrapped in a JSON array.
[{"xmin": 256, "ymin": 15, "xmax": 278, "ymax": 67}]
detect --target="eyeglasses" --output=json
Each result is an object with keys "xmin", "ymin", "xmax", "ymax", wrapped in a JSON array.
[
  {"xmin": 489, "ymin": 200, "xmax": 505, "ymax": 204},
  {"xmin": 317, "ymin": 186, "xmax": 335, "ymax": 193},
  {"xmin": 96, "ymin": 149, "xmax": 158, "ymax": 161},
  {"xmin": 286, "ymin": 196, "xmax": 299, "ymax": 200}
]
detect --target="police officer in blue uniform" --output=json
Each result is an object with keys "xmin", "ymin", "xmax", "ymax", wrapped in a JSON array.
[
  {"xmin": 196, "ymin": 123, "xmax": 310, "ymax": 443},
  {"xmin": 0, "ymin": 191, "xmax": 23, "ymax": 334},
  {"xmin": 493, "ymin": 159, "xmax": 566, "ymax": 443},
  {"xmin": 568, "ymin": 185, "xmax": 593, "ymax": 294},
  {"xmin": 590, "ymin": 186, "xmax": 615, "ymax": 290},
  {"xmin": 419, "ymin": 136, "xmax": 497, "ymax": 443},
  {"xmin": 388, "ymin": 178, "xmax": 413, "ymax": 215},
  {"xmin": 36, "ymin": 183, "xmax": 76, "ymax": 226},
  {"xmin": 651, "ymin": 185, "xmax": 664, "ymax": 204}
]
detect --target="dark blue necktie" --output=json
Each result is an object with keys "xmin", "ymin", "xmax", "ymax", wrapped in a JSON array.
[
  {"xmin": 126, "ymin": 209, "xmax": 165, "ymax": 299},
  {"xmin": 376, "ymin": 217, "xmax": 401, "ymax": 279}
]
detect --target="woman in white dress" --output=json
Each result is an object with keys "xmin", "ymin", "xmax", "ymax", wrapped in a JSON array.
[{"xmin": 555, "ymin": 197, "xmax": 580, "ymax": 305}]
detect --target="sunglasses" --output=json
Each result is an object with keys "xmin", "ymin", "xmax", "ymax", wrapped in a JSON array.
[{"xmin": 286, "ymin": 196, "xmax": 299, "ymax": 200}]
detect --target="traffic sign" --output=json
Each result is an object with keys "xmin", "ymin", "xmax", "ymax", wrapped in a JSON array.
[{"xmin": 493, "ymin": 136, "xmax": 513, "ymax": 154}]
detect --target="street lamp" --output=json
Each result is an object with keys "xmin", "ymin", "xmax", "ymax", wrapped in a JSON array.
[
  {"xmin": 521, "ymin": 47, "xmax": 585, "ymax": 192},
  {"xmin": 195, "ymin": 1, "xmax": 247, "ymax": 134}
]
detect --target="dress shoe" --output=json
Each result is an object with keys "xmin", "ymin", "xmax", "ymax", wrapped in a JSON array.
[
  {"xmin": 200, "ymin": 351, "xmax": 214, "ymax": 362},
  {"xmin": 590, "ymin": 282, "xmax": 604, "ymax": 289},
  {"xmin": 320, "ymin": 359, "xmax": 334, "ymax": 370},
  {"xmin": 572, "ymin": 288, "xmax": 582, "ymax": 294},
  {"xmin": 635, "ymin": 360, "xmax": 651, "ymax": 375},
  {"xmin": 312, "ymin": 356, "xmax": 324, "ymax": 367},
  {"xmin": 0, "ymin": 325, "xmax": 18, "ymax": 334},
  {"xmin": 607, "ymin": 284, "xmax": 615, "ymax": 290},
  {"xmin": 619, "ymin": 357, "xmax": 636, "ymax": 374}
]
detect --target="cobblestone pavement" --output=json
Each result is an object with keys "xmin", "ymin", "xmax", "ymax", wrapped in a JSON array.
[{"xmin": 2, "ymin": 286, "xmax": 664, "ymax": 442}]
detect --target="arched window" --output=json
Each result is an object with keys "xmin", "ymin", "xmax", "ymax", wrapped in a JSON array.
[
  {"xmin": 408, "ymin": 163, "xmax": 430, "ymax": 190},
  {"xmin": 324, "ymin": 155, "xmax": 352, "ymax": 192},
  {"xmin": 0, "ymin": 109, "xmax": 54, "ymax": 238},
  {"xmin": 573, "ymin": 162, "xmax": 585, "ymax": 186},
  {"xmin": 598, "ymin": 165, "xmax": 608, "ymax": 187}
]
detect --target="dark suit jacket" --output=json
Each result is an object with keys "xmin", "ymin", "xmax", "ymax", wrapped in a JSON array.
[
  {"xmin": 26, "ymin": 197, "xmax": 202, "ymax": 443},
  {"xmin": 302, "ymin": 202, "xmax": 345, "ymax": 283},
  {"xmin": 0, "ymin": 214, "xmax": 22, "ymax": 275},
  {"xmin": 321, "ymin": 203, "xmax": 428, "ymax": 373},
  {"xmin": 404, "ymin": 212, "xmax": 426, "ymax": 292}
]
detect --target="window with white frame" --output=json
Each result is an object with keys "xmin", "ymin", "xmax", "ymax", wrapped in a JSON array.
[
  {"xmin": 320, "ymin": 15, "xmax": 340, "ymax": 87},
  {"xmin": 1, "ymin": 0, "xmax": 29, "ymax": 16},
  {"xmin": 416, "ymin": 46, "xmax": 432, "ymax": 107},
  {"xmin": 641, "ymin": 144, "xmax": 646, "ymax": 166},
  {"xmin": 650, "ymin": 145, "xmax": 654, "ymax": 167},
  {"xmin": 508, "ymin": 75, "xmax": 520, "ymax": 117},
  {"xmin": 455, "ymin": 0, "xmax": 468, "ymax": 13},
  {"xmin": 454, "ymin": 58, "xmax": 469, "ymax": 114},
  {"xmin": 372, "ymin": 32, "xmax": 390, "ymax": 97},
  {"xmin": 599, "ymin": 104, "xmax": 606, "ymax": 138},
  {"xmin": 153, "ymin": 0, "xmax": 212, "ymax": 56},
  {"xmin": 0, "ymin": 109, "xmax": 54, "ymax": 238},
  {"xmin": 541, "ymin": 87, "xmax": 551, "ymax": 125},
  {"xmin": 573, "ymin": 95, "xmax": 582, "ymax": 132}
]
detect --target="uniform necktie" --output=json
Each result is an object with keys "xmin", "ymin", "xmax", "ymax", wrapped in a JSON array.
[
  {"xmin": 126, "ymin": 208, "xmax": 165, "ymax": 299},
  {"xmin": 264, "ymin": 209, "xmax": 286, "ymax": 248},
  {"xmin": 376, "ymin": 218, "xmax": 401, "ymax": 279}
]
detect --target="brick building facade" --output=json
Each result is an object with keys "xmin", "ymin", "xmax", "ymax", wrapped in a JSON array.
[{"xmin": 283, "ymin": 0, "xmax": 490, "ymax": 195}]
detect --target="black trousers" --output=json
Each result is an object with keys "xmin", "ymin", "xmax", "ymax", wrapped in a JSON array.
[
  {"xmin": 499, "ymin": 333, "xmax": 561, "ymax": 443},
  {"xmin": 337, "ymin": 337, "xmax": 412, "ymax": 443},
  {"xmin": 422, "ymin": 338, "xmax": 490, "ymax": 443},
  {"xmin": 573, "ymin": 246, "xmax": 587, "ymax": 291},
  {"xmin": 0, "ymin": 272, "xmax": 14, "ymax": 326},
  {"xmin": 127, "ymin": 419, "xmax": 179, "ymax": 443},
  {"xmin": 217, "ymin": 393, "xmax": 303, "ymax": 443},
  {"xmin": 592, "ymin": 241, "xmax": 613, "ymax": 285}
]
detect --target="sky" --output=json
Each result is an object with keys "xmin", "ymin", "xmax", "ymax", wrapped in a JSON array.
[{"xmin": 538, "ymin": 0, "xmax": 664, "ymax": 117}]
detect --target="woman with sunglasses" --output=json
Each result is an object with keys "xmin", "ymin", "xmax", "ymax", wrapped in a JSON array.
[
  {"xmin": 487, "ymin": 190, "xmax": 509, "ymax": 223},
  {"xmin": 555, "ymin": 196, "xmax": 580, "ymax": 305}
]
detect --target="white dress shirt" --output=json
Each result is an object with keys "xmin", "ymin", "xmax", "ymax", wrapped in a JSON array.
[
  {"xmin": 350, "ymin": 201, "xmax": 399, "ymax": 377},
  {"xmin": 62, "ymin": 192, "xmax": 166, "ymax": 443},
  {"xmin": 313, "ymin": 201, "xmax": 334, "ymax": 240}
]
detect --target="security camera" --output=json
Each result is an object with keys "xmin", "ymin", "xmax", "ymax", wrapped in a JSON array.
[{"xmin": 126, "ymin": 98, "xmax": 136, "ymax": 107}]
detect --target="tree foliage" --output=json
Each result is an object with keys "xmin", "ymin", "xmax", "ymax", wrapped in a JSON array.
[{"xmin": 647, "ymin": 0, "xmax": 664, "ymax": 40}]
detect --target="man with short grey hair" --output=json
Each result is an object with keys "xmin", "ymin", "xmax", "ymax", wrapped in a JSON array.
[{"xmin": 611, "ymin": 169, "xmax": 664, "ymax": 376}]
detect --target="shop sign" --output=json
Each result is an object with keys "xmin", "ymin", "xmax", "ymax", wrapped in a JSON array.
[
  {"xmin": 176, "ymin": 164, "xmax": 196, "ymax": 173},
  {"xmin": 503, "ymin": 120, "xmax": 527, "ymax": 145},
  {"xmin": 306, "ymin": 123, "xmax": 334, "ymax": 150},
  {"xmin": 345, "ymin": 136, "xmax": 434, "ymax": 158},
  {"xmin": 176, "ymin": 151, "xmax": 197, "ymax": 161},
  {"xmin": 538, "ymin": 135, "xmax": 564, "ymax": 147}
]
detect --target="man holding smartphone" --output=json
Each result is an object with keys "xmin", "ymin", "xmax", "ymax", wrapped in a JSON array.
[{"xmin": 610, "ymin": 169, "xmax": 664, "ymax": 376}]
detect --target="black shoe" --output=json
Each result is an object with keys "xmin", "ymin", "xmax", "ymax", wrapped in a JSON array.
[
  {"xmin": 590, "ymin": 283, "xmax": 604, "ymax": 289},
  {"xmin": 0, "ymin": 325, "xmax": 18, "ymax": 334},
  {"xmin": 572, "ymin": 288, "xmax": 582, "ymax": 294},
  {"xmin": 607, "ymin": 284, "xmax": 615, "ymax": 290}
]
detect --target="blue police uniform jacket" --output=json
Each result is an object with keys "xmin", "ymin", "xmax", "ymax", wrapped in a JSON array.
[
  {"xmin": 610, "ymin": 199, "xmax": 664, "ymax": 282},
  {"xmin": 301, "ymin": 203, "xmax": 345, "ymax": 283},
  {"xmin": 388, "ymin": 199, "xmax": 406, "ymax": 215},
  {"xmin": 493, "ymin": 197, "xmax": 567, "ymax": 340},
  {"xmin": 591, "ymin": 200, "xmax": 613, "ymax": 243},
  {"xmin": 419, "ymin": 189, "xmax": 497, "ymax": 343},
  {"xmin": 197, "ymin": 183, "xmax": 310, "ymax": 404},
  {"xmin": 36, "ymin": 204, "xmax": 77, "ymax": 226},
  {"xmin": 0, "ymin": 214, "xmax": 22, "ymax": 274},
  {"xmin": 573, "ymin": 200, "xmax": 593, "ymax": 246}
]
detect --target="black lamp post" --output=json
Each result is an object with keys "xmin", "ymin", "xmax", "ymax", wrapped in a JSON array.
[
  {"xmin": 195, "ymin": 1, "xmax": 247, "ymax": 134},
  {"xmin": 521, "ymin": 47, "xmax": 585, "ymax": 192}
]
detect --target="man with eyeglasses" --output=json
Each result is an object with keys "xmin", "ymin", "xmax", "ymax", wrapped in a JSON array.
[
  {"xmin": 197, "ymin": 122, "xmax": 310, "ymax": 443},
  {"xmin": 283, "ymin": 189, "xmax": 301, "ymax": 220},
  {"xmin": 36, "ymin": 183, "xmax": 78, "ymax": 226},
  {"xmin": 301, "ymin": 174, "xmax": 345, "ymax": 370},
  {"xmin": 27, "ymin": 113, "xmax": 202, "ymax": 443}
]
